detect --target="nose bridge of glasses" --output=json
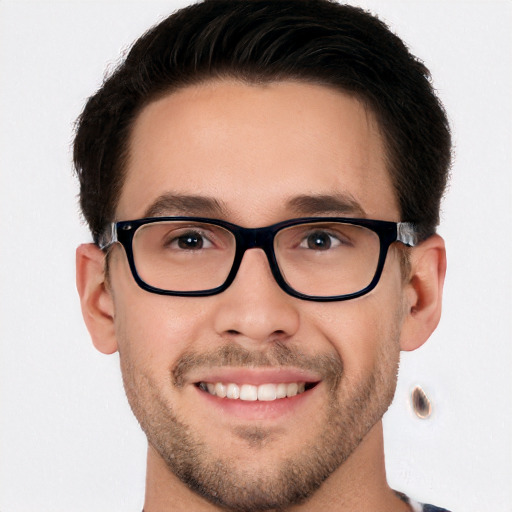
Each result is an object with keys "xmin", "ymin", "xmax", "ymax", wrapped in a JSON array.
[
  {"xmin": 239, "ymin": 226, "xmax": 275, "ymax": 249},
  {"xmin": 235, "ymin": 225, "xmax": 279, "ymax": 273}
]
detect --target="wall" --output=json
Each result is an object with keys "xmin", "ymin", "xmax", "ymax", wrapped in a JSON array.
[{"xmin": 1, "ymin": 1, "xmax": 511, "ymax": 510}]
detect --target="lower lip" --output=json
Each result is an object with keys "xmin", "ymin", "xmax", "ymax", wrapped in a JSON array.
[{"xmin": 194, "ymin": 384, "xmax": 319, "ymax": 421}]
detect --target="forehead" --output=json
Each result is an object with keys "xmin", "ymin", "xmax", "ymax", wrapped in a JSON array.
[{"xmin": 117, "ymin": 80, "xmax": 399, "ymax": 224}]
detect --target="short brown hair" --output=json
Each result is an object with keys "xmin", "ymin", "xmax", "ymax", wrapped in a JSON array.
[{"xmin": 74, "ymin": 0, "xmax": 451, "ymax": 244}]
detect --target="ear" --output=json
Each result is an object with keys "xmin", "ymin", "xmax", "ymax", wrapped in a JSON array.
[
  {"xmin": 400, "ymin": 234, "xmax": 447, "ymax": 352},
  {"xmin": 76, "ymin": 243, "xmax": 118, "ymax": 354}
]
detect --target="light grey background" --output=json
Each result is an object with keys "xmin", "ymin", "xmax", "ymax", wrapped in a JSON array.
[{"xmin": 1, "ymin": 1, "xmax": 511, "ymax": 510}]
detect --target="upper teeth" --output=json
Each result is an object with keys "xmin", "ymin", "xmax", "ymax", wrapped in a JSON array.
[{"xmin": 200, "ymin": 382, "xmax": 306, "ymax": 401}]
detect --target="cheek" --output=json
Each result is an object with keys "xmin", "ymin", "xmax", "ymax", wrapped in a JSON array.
[
  {"xmin": 307, "ymin": 268, "xmax": 405, "ymax": 376},
  {"xmin": 110, "ymin": 251, "xmax": 213, "ymax": 372},
  {"xmin": 309, "ymin": 301, "xmax": 381, "ymax": 367},
  {"xmin": 116, "ymin": 296, "xmax": 213, "ymax": 363}
]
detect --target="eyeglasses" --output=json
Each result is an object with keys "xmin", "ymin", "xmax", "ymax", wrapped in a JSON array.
[{"xmin": 99, "ymin": 217, "xmax": 417, "ymax": 302}]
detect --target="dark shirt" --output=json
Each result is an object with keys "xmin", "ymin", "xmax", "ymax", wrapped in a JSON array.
[{"xmin": 397, "ymin": 491, "xmax": 451, "ymax": 512}]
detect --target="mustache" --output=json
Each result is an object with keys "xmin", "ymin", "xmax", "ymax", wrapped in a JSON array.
[{"xmin": 172, "ymin": 342, "xmax": 343, "ymax": 390}]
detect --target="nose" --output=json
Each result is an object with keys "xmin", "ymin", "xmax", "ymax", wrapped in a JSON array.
[{"xmin": 213, "ymin": 248, "xmax": 300, "ymax": 346}]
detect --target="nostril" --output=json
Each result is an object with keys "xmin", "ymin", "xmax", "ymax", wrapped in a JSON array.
[
  {"xmin": 224, "ymin": 329, "xmax": 288, "ymax": 338},
  {"xmin": 268, "ymin": 330, "xmax": 290, "ymax": 343}
]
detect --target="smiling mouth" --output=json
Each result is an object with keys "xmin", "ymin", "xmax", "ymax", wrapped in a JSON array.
[{"xmin": 197, "ymin": 381, "xmax": 318, "ymax": 401}]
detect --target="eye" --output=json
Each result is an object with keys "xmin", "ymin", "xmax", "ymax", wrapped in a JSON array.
[
  {"xmin": 169, "ymin": 230, "xmax": 213, "ymax": 250},
  {"xmin": 300, "ymin": 230, "xmax": 341, "ymax": 251}
]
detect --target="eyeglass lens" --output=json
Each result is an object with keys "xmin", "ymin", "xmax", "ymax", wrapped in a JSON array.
[{"xmin": 132, "ymin": 220, "xmax": 381, "ymax": 297}]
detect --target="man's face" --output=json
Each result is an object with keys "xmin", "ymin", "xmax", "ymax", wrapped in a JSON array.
[{"xmin": 108, "ymin": 80, "xmax": 407, "ymax": 510}]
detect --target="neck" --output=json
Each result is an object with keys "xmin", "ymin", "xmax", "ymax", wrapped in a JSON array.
[{"xmin": 142, "ymin": 421, "xmax": 410, "ymax": 512}]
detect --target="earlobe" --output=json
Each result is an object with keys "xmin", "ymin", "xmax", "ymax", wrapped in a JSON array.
[
  {"xmin": 76, "ymin": 243, "xmax": 118, "ymax": 354},
  {"xmin": 400, "ymin": 234, "xmax": 447, "ymax": 352}
]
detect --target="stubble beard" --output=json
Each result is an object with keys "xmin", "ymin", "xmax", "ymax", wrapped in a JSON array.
[{"xmin": 119, "ymin": 341, "xmax": 400, "ymax": 512}]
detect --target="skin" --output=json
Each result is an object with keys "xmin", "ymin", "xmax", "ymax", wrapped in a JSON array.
[{"xmin": 76, "ymin": 80, "xmax": 446, "ymax": 512}]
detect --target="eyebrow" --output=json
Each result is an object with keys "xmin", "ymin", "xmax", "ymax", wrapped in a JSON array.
[
  {"xmin": 142, "ymin": 192, "xmax": 366, "ymax": 220},
  {"xmin": 143, "ymin": 193, "xmax": 228, "ymax": 218},
  {"xmin": 286, "ymin": 193, "xmax": 367, "ymax": 217}
]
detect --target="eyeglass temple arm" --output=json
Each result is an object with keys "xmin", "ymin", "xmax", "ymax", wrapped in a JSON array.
[
  {"xmin": 98, "ymin": 223, "xmax": 118, "ymax": 250},
  {"xmin": 397, "ymin": 222, "xmax": 417, "ymax": 247}
]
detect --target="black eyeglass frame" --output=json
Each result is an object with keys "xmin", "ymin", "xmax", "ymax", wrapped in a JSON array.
[{"xmin": 100, "ymin": 216, "xmax": 417, "ymax": 302}]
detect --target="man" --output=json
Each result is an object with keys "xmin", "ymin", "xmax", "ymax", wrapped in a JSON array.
[{"xmin": 74, "ymin": 1, "xmax": 451, "ymax": 510}]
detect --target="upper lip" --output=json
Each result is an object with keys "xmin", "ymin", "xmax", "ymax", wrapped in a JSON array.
[{"xmin": 188, "ymin": 367, "xmax": 322, "ymax": 386}]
